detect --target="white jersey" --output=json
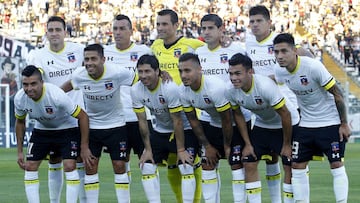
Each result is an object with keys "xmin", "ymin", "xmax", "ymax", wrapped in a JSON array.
[
  {"xmin": 104, "ymin": 43, "xmax": 152, "ymax": 122},
  {"xmin": 14, "ymin": 83, "xmax": 81, "ymax": 130},
  {"xmin": 226, "ymin": 74, "xmax": 299, "ymax": 129},
  {"xmin": 275, "ymin": 56, "xmax": 340, "ymax": 128},
  {"xmin": 131, "ymin": 79, "xmax": 190, "ymax": 133},
  {"xmin": 180, "ymin": 75, "xmax": 231, "ymax": 128},
  {"xmin": 26, "ymin": 42, "xmax": 85, "ymax": 126},
  {"xmin": 246, "ymin": 32, "xmax": 298, "ymax": 109},
  {"xmin": 195, "ymin": 42, "xmax": 252, "ymax": 122},
  {"xmin": 70, "ymin": 64, "xmax": 135, "ymax": 129}
]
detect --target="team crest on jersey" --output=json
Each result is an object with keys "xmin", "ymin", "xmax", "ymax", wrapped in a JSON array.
[
  {"xmin": 45, "ymin": 106, "xmax": 54, "ymax": 114},
  {"xmin": 130, "ymin": 52, "xmax": 138, "ymax": 61},
  {"xmin": 220, "ymin": 54, "xmax": 228, "ymax": 63},
  {"xmin": 159, "ymin": 95, "xmax": 165, "ymax": 104},
  {"xmin": 174, "ymin": 48, "xmax": 181, "ymax": 58},
  {"xmin": 300, "ymin": 76, "xmax": 309, "ymax": 86},
  {"xmin": 203, "ymin": 96, "xmax": 211, "ymax": 104},
  {"xmin": 104, "ymin": 81, "xmax": 113, "ymax": 90},
  {"xmin": 67, "ymin": 53, "xmax": 76, "ymax": 62},
  {"xmin": 254, "ymin": 96, "xmax": 263, "ymax": 105},
  {"xmin": 267, "ymin": 45, "xmax": 274, "ymax": 54}
]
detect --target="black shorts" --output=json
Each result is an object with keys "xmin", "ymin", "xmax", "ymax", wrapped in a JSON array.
[
  {"xmin": 200, "ymin": 121, "xmax": 246, "ymax": 165},
  {"xmin": 292, "ymin": 125, "xmax": 346, "ymax": 163},
  {"xmin": 90, "ymin": 126, "xmax": 128, "ymax": 161},
  {"xmin": 126, "ymin": 121, "xmax": 150, "ymax": 157},
  {"xmin": 26, "ymin": 128, "xmax": 80, "ymax": 161},
  {"xmin": 244, "ymin": 125, "xmax": 297, "ymax": 166},
  {"xmin": 151, "ymin": 129, "xmax": 199, "ymax": 164}
]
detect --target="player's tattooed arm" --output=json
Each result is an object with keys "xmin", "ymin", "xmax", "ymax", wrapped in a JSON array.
[{"xmin": 328, "ymin": 84, "xmax": 347, "ymax": 124}]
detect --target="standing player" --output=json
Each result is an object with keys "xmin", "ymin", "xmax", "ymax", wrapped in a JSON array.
[
  {"xmin": 61, "ymin": 44, "xmax": 136, "ymax": 203},
  {"xmin": 131, "ymin": 54, "xmax": 198, "ymax": 203},
  {"xmin": 104, "ymin": 14, "xmax": 152, "ymax": 184},
  {"xmin": 274, "ymin": 33, "xmax": 350, "ymax": 203},
  {"xmin": 26, "ymin": 16, "xmax": 86, "ymax": 203},
  {"xmin": 195, "ymin": 14, "xmax": 250, "ymax": 202},
  {"xmin": 245, "ymin": 5, "xmax": 299, "ymax": 202},
  {"xmin": 178, "ymin": 53, "xmax": 250, "ymax": 203},
  {"xmin": 15, "ymin": 65, "xmax": 93, "ymax": 203},
  {"xmin": 227, "ymin": 53, "xmax": 299, "ymax": 203},
  {"xmin": 151, "ymin": 9, "xmax": 205, "ymax": 202}
]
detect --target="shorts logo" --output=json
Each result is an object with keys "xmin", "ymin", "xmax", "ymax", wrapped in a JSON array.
[
  {"xmin": 71, "ymin": 141, "xmax": 78, "ymax": 150},
  {"xmin": 331, "ymin": 142, "xmax": 340, "ymax": 159},
  {"xmin": 159, "ymin": 95, "xmax": 165, "ymax": 104},
  {"xmin": 67, "ymin": 53, "xmax": 76, "ymax": 63},
  {"xmin": 300, "ymin": 76, "xmax": 309, "ymax": 86},
  {"xmin": 220, "ymin": 54, "xmax": 228, "ymax": 63},
  {"xmin": 187, "ymin": 147, "xmax": 195, "ymax": 156},
  {"xmin": 105, "ymin": 81, "xmax": 113, "ymax": 90},
  {"xmin": 174, "ymin": 49, "xmax": 181, "ymax": 58},
  {"xmin": 130, "ymin": 52, "xmax": 138, "ymax": 61},
  {"xmin": 71, "ymin": 151, "xmax": 77, "ymax": 157},
  {"xmin": 232, "ymin": 145, "xmax": 241, "ymax": 154},
  {"xmin": 119, "ymin": 142, "xmax": 127, "ymax": 151},
  {"xmin": 232, "ymin": 155, "xmax": 240, "ymax": 161},
  {"xmin": 45, "ymin": 106, "xmax": 53, "ymax": 114}
]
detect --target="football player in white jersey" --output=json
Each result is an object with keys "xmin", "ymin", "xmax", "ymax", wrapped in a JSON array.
[
  {"xmin": 131, "ymin": 54, "xmax": 198, "ymax": 203},
  {"xmin": 104, "ymin": 14, "xmax": 152, "ymax": 185},
  {"xmin": 274, "ymin": 33, "xmax": 350, "ymax": 203},
  {"xmin": 15, "ymin": 65, "xmax": 93, "ymax": 203},
  {"xmin": 26, "ymin": 16, "xmax": 86, "ymax": 203},
  {"xmin": 195, "ymin": 13, "xmax": 251, "ymax": 202},
  {"xmin": 227, "ymin": 53, "xmax": 300, "ymax": 203},
  {"xmin": 245, "ymin": 5, "xmax": 300, "ymax": 202},
  {"xmin": 61, "ymin": 44, "xmax": 136, "ymax": 203},
  {"xmin": 178, "ymin": 53, "xmax": 250, "ymax": 203}
]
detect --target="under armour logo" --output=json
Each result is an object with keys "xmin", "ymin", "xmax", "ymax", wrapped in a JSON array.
[
  {"xmin": 332, "ymin": 153, "xmax": 340, "ymax": 159},
  {"xmin": 71, "ymin": 151, "xmax": 77, "ymax": 157},
  {"xmin": 107, "ymin": 56, "xmax": 114, "ymax": 61},
  {"xmin": 200, "ymin": 58, "xmax": 206, "ymax": 63},
  {"xmin": 84, "ymin": 85, "xmax": 91, "ymax": 90},
  {"xmin": 232, "ymin": 156, "xmax": 240, "ymax": 161},
  {"xmin": 47, "ymin": 60, "xmax": 54, "ymax": 65},
  {"xmin": 119, "ymin": 152, "xmax": 126, "ymax": 157},
  {"xmin": 250, "ymin": 50, "xmax": 256, "ymax": 54}
]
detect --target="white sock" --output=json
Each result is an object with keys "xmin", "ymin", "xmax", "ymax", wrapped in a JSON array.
[
  {"xmin": 48, "ymin": 163, "xmax": 63, "ymax": 203},
  {"xmin": 292, "ymin": 168, "xmax": 309, "ymax": 203},
  {"xmin": 125, "ymin": 162, "xmax": 131, "ymax": 183},
  {"xmin": 216, "ymin": 167, "xmax": 221, "ymax": 203},
  {"xmin": 178, "ymin": 164, "xmax": 196, "ymax": 203},
  {"xmin": 115, "ymin": 173, "xmax": 130, "ymax": 203},
  {"xmin": 266, "ymin": 163, "xmax": 281, "ymax": 203},
  {"xmin": 65, "ymin": 170, "xmax": 80, "ymax": 203},
  {"xmin": 283, "ymin": 183, "xmax": 294, "ymax": 203},
  {"xmin": 246, "ymin": 181, "xmax": 262, "ymax": 203},
  {"xmin": 24, "ymin": 171, "xmax": 40, "ymax": 203},
  {"xmin": 84, "ymin": 173, "xmax": 99, "ymax": 203},
  {"xmin": 141, "ymin": 163, "xmax": 161, "ymax": 203},
  {"xmin": 77, "ymin": 162, "xmax": 86, "ymax": 203},
  {"xmin": 331, "ymin": 166, "xmax": 348, "ymax": 203},
  {"xmin": 202, "ymin": 169, "xmax": 218, "ymax": 202},
  {"xmin": 232, "ymin": 168, "xmax": 246, "ymax": 203}
]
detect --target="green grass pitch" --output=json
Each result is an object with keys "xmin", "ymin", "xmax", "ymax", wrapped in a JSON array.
[{"xmin": 0, "ymin": 144, "xmax": 359, "ymax": 202}]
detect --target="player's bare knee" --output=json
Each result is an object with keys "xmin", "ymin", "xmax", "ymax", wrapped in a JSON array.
[
  {"xmin": 25, "ymin": 161, "xmax": 40, "ymax": 171},
  {"xmin": 330, "ymin": 161, "xmax": 344, "ymax": 169},
  {"xmin": 178, "ymin": 164, "xmax": 194, "ymax": 175},
  {"xmin": 231, "ymin": 163, "xmax": 243, "ymax": 170},
  {"xmin": 63, "ymin": 159, "xmax": 76, "ymax": 172},
  {"xmin": 141, "ymin": 163, "xmax": 157, "ymax": 175},
  {"xmin": 291, "ymin": 162, "xmax": 308, "ymax": 169},
  {"xmin": 49, "ymin": 156, "xmax": 62, "ymax": 164},
  {"xmin": 112, "ymin": 160, "xmax": 126, "ymax": 174}
]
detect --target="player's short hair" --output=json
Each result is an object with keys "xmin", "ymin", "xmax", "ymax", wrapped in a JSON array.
[
  {"xmin": 158, "ymin": 9, "xmax": 178, "ymax": 24},
  {"xmin": 179, "ymin": 53, "xmax": 201, "ymax": 66},
  {"xmin": 114, "ymin": 14, "xmax": 132, "ymax": 30},
  {"xmin": 137, "ymin": 54, "xmax": 160, "ymax": 75},
  {"xmin": 249, "ymin": 5, "xmax": 270, "ymax": 20},
  {"xmin": 22, "ymin": 65, "xmax": 43, "ymax": 80},
  {"xmin": 228, "ymin": 53, "xmax": 253, "ymax": 71},
  {"xmin": 84, "ymin": 44, "xmax": 104, "ymax": 57},
  {"xmin": 201, "ymin": 14, "xmax": 223, "ymax": 28},
  {"xmin": 47, "ymin": 16, "xmax": 66, "ymax": 30},
  {"xmin": 273, "ymin": 33, "xmax": 295, "ymax": 46}
]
